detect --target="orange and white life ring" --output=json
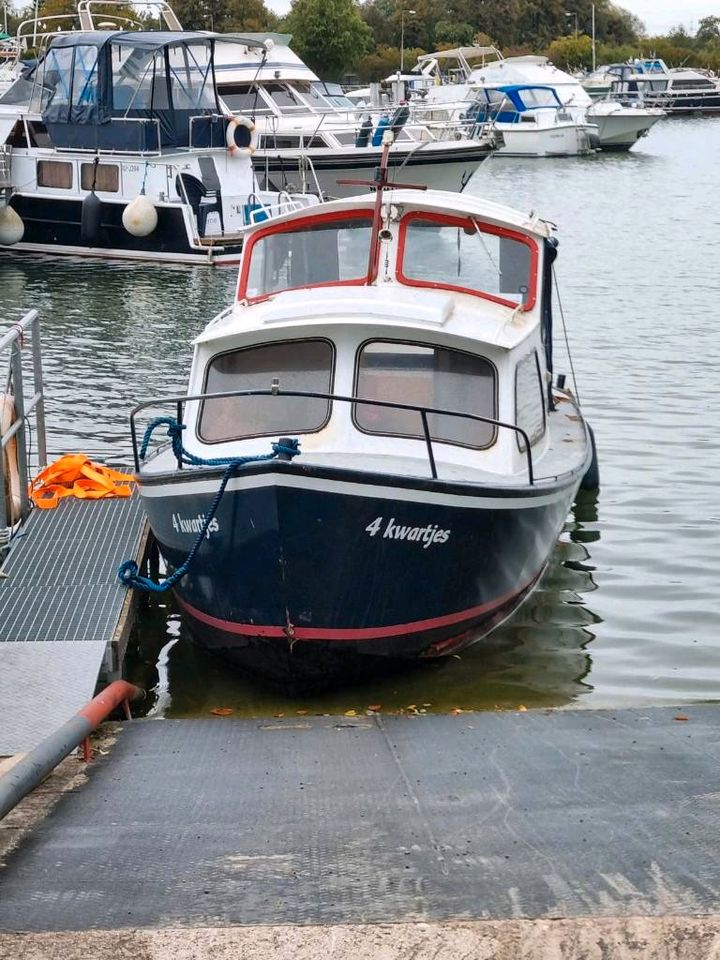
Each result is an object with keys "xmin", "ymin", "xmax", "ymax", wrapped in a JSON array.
[
  {"xmin": 0, "ymin": 393, "xmax": 21, "ymax": 524},
  {"xmin": 226, "ymin": 116, "xmax": 257, "ymax": 157}
]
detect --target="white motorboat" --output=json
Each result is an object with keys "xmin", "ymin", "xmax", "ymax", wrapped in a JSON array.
[
  {"xmin": 122, "ymin": 140, "xmax": 597, "ymax": 692},
  {"xmin": 0, "ymin": 29, "xmax": 316, "ymax": 264},
  {"xmin": 585, "ymin": 59, "xmax": 720, "ymax": 115},
  {"xmin": 212, "ymin": 35, "xmax": 497, "ymax": 197},
  {"xmin": 415, "ymin": 46, "xmax": 664, "ymax": 152},
  {"xmin": 433, "ymin": 82, "xmax": 599, "ymax": 157}
]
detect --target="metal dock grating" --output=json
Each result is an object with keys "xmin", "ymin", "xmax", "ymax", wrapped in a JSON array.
[{"xmin": 0, "ymin": 495, "xmax": 148, "ymax": 755}]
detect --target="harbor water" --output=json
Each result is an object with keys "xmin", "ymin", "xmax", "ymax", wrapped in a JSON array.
[{"xmin": 1, "ymin": 117, "xmax": 718, "ymax": 716}]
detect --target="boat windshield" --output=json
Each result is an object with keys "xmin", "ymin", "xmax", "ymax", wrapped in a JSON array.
[
  {"xmin": 241, "ymin": 212, "xmax": 374, "ymax": 300},
  {"xmin": 398, "ymin": 212, "xmax": 537, "ymax": 310}
]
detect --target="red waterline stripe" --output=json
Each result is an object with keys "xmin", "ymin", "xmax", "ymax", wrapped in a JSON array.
[{"xmin": 176, "ymin": 576, "xmax": 536, "ymax": 643}]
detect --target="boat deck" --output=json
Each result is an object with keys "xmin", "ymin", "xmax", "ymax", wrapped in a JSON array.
[
  {"xmin": 0, "ymin": 496, "xmax": 148, "ymax": 756},
  {"xmin": 1, "ymin": 705, "xmax": 719, "ymax": 932}
]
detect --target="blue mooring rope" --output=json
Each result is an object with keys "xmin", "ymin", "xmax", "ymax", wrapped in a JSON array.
[{"xmin": 118, "ymin": 417, "xmax": 300, "ymax": 593}]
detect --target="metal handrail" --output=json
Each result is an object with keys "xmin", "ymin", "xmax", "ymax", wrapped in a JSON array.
[
  {"xmin": 0, "ymin": 310, "xmax": 47, "ymax": 533},
  {"xmin": 0, "ymin": 680, "xmax": 145, "ymax": 822},
  {"xmin": 130, "ymin": 386, "xmax": 534, "ymax": 484}
]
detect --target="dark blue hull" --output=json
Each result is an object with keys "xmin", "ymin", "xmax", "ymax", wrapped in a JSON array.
[{"xmin": 139, "ymin": 462, "xmax": 581, "ymax": 690}]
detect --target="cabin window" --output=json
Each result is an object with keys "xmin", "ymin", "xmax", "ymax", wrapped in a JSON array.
[
  {"xmin": 218, "ymin": 85, "xmax": 273, "ymax": 115},
  {"xmin": 515, "ymin": 350, "xmax": 546, "ymax": 449},
  {"xmin": 81, "ymin": 162, "xmax": 119, "ymax": 192},
  {"xmin": 398, "ymin": 212, "xmax": 537, "ymax": 311},
  {"xmin": 70, "ymin": 45, "xmax": 99, "ymax": 109},
  {"xmin": 242, "ymin": 212, "xmax": 373, "ymax": 299},
  {"xmin": 263, "ymin": 82, "xmax": 305, "ymax": 109},
  {"xmin": 354, "ymin": 340, "xmax": 497, "ymax": 449},
  {"xmin": 672, "ymin": 78, "xmax": 714, "ymax": 89},
  {"xmin": 36, "ymin": 160, "xmax": 73, "ymax": 189},
  {"xmin": 199, "ymin": 339, "xmax": 334, "ymax": 443},
  {"xmin": 168, "ymin": 42, "xmax": 216, "ymax": 110},
  {"xmin": 42, "ymin": 46, "xmax": 75, "ymax": 115},
  {"xmin": 258, "ymin": 134, "xmax": 301, "ymax": 149},
  {"xmin": 303, "ymin": 135, "xmax": 329, "ymax": 148}
]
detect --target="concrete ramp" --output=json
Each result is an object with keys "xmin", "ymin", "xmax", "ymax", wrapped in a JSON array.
[{"xmin": 0, "ymin": 706, "xmax": 719, "ymax": 932}]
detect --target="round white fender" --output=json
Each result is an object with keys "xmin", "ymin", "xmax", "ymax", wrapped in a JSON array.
[
  {"xmin": 0, "ymin": 393, "xmax": 21, "ymax": 524},
  {"xmin": 122, "ymin": 194, "xmax": 158, "ymax": 237},
  {"xmin": 0, "ymin": 205, "xmax": 24, "ymax": 246},
  {"xmin": 226, "ymin": 115, "xmax": 257, "ymax": 157}
]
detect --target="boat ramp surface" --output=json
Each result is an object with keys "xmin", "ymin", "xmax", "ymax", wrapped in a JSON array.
[
  {"xmin": 2, "ymin": 705, "xmax": 720, "ymax": 958},
  {"xmin": 0, "ymin": 495, "xmax": 147, "ymax": 755}
]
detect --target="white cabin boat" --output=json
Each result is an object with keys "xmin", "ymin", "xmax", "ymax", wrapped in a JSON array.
[
  {"xmin": 0, "ymin": 30, "xmax": 316, "ymax": 263},
  {"xmin": 213, "ymin": 35, "xmax": 497, "ymax": 197},
  {"xmin": 124, "ymin": 144, "xmax": 597, "ymax": 691},
  {"xmin": 414, "ymin": 46, "xmax": 664, "ymax": 152}
]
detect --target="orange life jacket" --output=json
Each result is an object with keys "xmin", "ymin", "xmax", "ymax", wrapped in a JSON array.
[{"xmin": 29, "ymin": 454, "xmax": 135, "ymax": 509}]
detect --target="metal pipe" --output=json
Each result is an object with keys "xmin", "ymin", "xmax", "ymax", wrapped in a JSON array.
[
  {"xmin": 0, "ymin": 680, "xmax": 144, "ymax": 822},
  {"xmin": 9, "ymin": 341, "xmax": 29, "ymax": 519},
  {"xmin": 0, "ymin": 309, "xmax": 38, "ymax": 353}
]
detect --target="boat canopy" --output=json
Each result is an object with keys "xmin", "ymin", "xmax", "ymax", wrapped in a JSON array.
[
  {"xmin": 33, "ymin": 30, "xmax": 236, "ymax": 151},
  {"xmin": 487, "ymin": 84, "xmax": 564, "ymax": 111}
]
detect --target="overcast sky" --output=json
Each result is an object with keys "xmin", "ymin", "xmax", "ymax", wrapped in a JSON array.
[{"xmin": 263, "ymin": 0, "xmax": 714, "ymax": 36}]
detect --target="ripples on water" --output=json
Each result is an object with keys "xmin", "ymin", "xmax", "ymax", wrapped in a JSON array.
[{"xmin": 1, "ymin": 117, "xmax": 718, "ymax": 712}]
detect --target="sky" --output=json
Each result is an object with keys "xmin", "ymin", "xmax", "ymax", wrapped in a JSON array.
[{"xmin": 262, "ymin": 0, "xmax": 715, "ymax": 36}]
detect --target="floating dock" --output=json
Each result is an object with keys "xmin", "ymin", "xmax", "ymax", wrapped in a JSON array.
[{"xmin": 0, "ymin": 496, "xmax": 148, "ymax": 756}]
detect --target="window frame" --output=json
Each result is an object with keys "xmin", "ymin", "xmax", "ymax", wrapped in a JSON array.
[
  {"xmin": 351, "ymin": 337, "xmax": 499, "ymax": 451},
  {"xmin": 36, "ymin": 159, "xmax": 74, "ymax": 189},
  {"xmin": 397, "ymin": 210, "xmax": 539, "ymax": 312},
  {"xmin": 236, "ymin": 208, "xmax": 375, "ymax": 303},
  {"xmin": 514, "ymin": 349, "xmax": 546, "ymax": 451},
  {"xmin": 197, "ymin": 336, "xmax": 337, "ymax": 444}
]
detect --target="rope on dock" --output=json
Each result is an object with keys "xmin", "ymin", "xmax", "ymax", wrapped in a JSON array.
[{"xmin": 118, "ymin": 417, "xmax": 300, "ymax": 593}]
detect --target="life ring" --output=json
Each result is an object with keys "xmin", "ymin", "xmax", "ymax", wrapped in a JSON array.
[
  {"xmin": 0, "ymin": 393, "xmax": 21, "ymax": 524},
  {"xmin": 226, "ymin": 116, "xmax": 257, "ymax": 157}
]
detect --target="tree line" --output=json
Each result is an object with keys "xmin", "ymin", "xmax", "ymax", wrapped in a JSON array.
[{"xmin": 9, "ymin": 0, "xmax": 720, "ymax": 82}]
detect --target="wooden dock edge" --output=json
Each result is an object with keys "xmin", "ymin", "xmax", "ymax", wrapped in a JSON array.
[
  {"xmin": 2, "ymin": 916, "xmax": 720, "ymax": 959},
  {"xmin": 107, "ymin": 520, "xmax": 152, "ymax": 679}
]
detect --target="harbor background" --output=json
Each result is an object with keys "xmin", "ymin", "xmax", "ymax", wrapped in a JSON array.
[{"xmin": 1, "ymin": 116, "xmax": 717, "ymax": 716}]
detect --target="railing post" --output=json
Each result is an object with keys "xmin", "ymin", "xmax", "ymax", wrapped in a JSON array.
[
  {"xmin": 9, "ymin": 340, "xmax": 29, "ymax": 520},
  {"xmin": 420, "ymin": 410, "xmax": 438, "ymax": 479},
  {"xmin": 31, "ymin": 317, "xmax": 47, "ymax": 468}
]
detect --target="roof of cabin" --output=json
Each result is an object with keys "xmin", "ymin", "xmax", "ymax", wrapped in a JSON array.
[
  {"xmin": 242, "ymin": 189, "xmax": 553, "ymax": 241},
  {"xmin": 48, "ymin": 30, "xmax": 265, "ymax": 51}
]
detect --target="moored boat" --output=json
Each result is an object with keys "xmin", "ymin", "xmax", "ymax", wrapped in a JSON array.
[{"xmin": 124, "ymin": 141, "xmax": 596, "ymax": 691}]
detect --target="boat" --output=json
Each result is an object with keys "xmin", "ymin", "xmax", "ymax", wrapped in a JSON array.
[
  {"xmin": 461, "ymin": 83, "xmax": 599, "ymax": 157},
  {"xmin": 414, "ymin": 46, "xmax": 664, "ymax": 153},
  {"xmin": 585, "ymin": 59, "xmax": 720, "ymax": 115},
  {"xmin": 124, "ymin": 138, "xmax": 596, "ymax": 692},
  {"xmin": 0, "ymin": 28, "xmax": 316, "ymax": 263},
  {"xmin": 212, "ymin": 33, "xmax": 497, "ymax": 197}
]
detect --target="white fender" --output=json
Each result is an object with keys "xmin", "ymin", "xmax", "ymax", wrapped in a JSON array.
[
  {"xmin": 122, "ymin": 193, "xmax": 158, "ymax": 237},
  {"xmin": 0, "ymin": 205, "xmax": 24, "ymax": 246},
  {"xmin": 0, "ymin": 393, "xmax": 21, "ymax": 524},
  {"xmin": 226, "ymin": 115, "xmax": 258, "ymax": 157}
]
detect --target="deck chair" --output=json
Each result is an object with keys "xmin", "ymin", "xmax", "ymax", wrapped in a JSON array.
[{"xmin": 175, "ymin": 171, "xmax": 223, "ymax": 238}]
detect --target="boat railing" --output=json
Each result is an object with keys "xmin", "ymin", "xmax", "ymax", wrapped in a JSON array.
[
  {"xmin": 0, "ymin": 310, "xmax": 48, "ymax": 538},
  {"xmin": 0, "ymin": 147, "xmax": 11, "ymax": 189},
  {"xmin": 130, "ymin": 386, "xmax": 534, "ymax": 485}
]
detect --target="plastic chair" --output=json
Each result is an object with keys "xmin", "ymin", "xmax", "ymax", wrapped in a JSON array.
[{"xmin": 175, "ymin": 172, "xmax": 223, "ymax": 238}]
